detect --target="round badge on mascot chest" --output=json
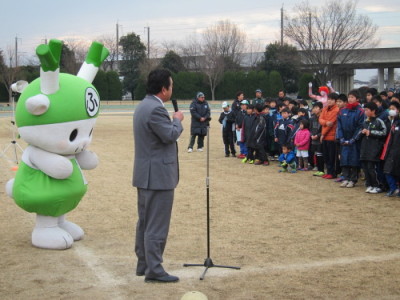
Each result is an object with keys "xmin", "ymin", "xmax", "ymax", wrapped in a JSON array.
[{"xmin": 85, "ymin": 87, "xmax": 100, "ymax": 117}]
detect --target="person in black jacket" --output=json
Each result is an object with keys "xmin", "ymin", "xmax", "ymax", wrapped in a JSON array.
[
  {"xmin": 247, "ymin": 103, "xmax": 268, "ymax": 165},
  {"xmin": 188, "ymin": 92, "xmax": 211, "ymax": 152},
  {"xmin": 218, "ymin": 102, "xmax": 236, "ymax": 157},
  {"xmin": 358, "ymin": 102, "xmax": 387, "ymax": 194},
  {"xmin": 241, "ymin": 104, "xmax": 256, "ymax": 163}
]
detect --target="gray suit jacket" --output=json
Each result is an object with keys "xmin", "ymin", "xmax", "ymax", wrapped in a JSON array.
[{"xmin": 133, "ymin": 95, "xmax": 183, "ymax": 190}]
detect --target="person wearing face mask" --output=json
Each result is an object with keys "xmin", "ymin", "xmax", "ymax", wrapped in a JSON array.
[
  {"xmin": 380, "ymin": 102, "xmax": 400, "ymax": 197},
  {"xmin": 384, "ymin": 102, "xmax": 400, "ymax": 136}
]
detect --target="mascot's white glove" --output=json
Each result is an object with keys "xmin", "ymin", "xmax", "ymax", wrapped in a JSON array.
[
  {"xmin": 327, "ymin": 81, "xmax": 332, "ymax": 88},
  {"xmin": 76, "ymin": 150, "xmax": 99, "ymax": 170},
  {"xmin": 308, "ymin": 82, "xmax": 313, "ymax": 88}
]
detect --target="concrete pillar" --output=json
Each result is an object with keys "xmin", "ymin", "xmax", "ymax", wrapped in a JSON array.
[
  {"xmin": 388, "ymin": 68, "xmax": 395, "ymax": 90},
  {"xmin": 378, "ymin": 68, "xmax": 385, "ymax": 91}
]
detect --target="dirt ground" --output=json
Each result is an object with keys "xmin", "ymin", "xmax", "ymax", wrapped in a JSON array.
[{"xmin": 2, "ymin": 110, "xmax": 400, "ymax": 300}]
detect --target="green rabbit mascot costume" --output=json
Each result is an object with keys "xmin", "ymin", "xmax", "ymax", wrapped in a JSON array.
[{"xmin": 5, "ymin": 39, "xmax": 109, "ymax": 250}]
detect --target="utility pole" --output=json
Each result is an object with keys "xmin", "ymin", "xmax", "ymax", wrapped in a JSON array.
[
  {"xmin": 15, "ymin": 36, "xmax": 18, "ymax": 67},
  {"xmin": 116, "ymin": 22, "xmax": 119, "ymax": 70},
  {"xmin": 281, "ymin": 5, "xmax": 284, "ymax": 46},
  {"xmin": 308, "ymin": 12, "xmax": 312, "ymax": 50},
  {"xmin": 144, "ymin": 26, "xmax": 150, "ymax": 58}
]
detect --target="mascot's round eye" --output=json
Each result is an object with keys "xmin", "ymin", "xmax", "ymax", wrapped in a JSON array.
[
  {"xmin": 69, "ymin": 129, "xmax": 78, "ymax": 142},
  {"xmin": 89, "ymin": 128, "xmax": 93, "ymax": 137}
]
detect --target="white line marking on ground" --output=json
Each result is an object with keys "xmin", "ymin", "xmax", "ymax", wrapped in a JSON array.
[{"xmin": 73, "ymin": 243, "xmax": 126, "ymax": 298}]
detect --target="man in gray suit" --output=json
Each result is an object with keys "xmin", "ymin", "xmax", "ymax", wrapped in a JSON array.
[{"xmin": 133, "ymin": 69, "xmax": 184, "ymax": 283}]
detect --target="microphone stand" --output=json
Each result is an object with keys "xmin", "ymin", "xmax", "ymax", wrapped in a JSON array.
[{"xmin": 183, "ymin": 126, "xmax": 240, "ymax": 280}]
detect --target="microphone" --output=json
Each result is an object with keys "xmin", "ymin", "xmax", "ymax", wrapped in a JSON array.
[{"xmin": 171, "ymin": 98, "xmax": 179, "ymax": 112}]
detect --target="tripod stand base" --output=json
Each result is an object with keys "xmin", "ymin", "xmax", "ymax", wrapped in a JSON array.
[{"xmin": 183, "ymin": 257, "xmax": 240, "ymax": 280}]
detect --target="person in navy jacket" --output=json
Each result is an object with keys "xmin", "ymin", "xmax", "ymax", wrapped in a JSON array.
[{"xmin": 336, "ymin": 89, "xmax": 365, "ymax": 188}]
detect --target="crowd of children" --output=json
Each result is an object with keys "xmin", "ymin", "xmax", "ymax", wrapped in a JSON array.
[{"xmin": 218, "ymin": 87, "xmax": 400, "ymax": 197}]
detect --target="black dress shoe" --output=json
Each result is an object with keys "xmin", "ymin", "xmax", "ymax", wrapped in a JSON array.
[
  {"xmin": 145, "ymin": 274, "xmax": 179, "ymax": 283},
  {"xmin": 136, "ymin": 271, "xmax": 145, "ymax": 276}
]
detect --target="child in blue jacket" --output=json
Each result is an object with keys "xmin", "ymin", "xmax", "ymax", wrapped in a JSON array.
[
  {"xmin": 278, "ymin": 144, "xmax": 297, "ymax": 173},
  {"xmin": 336, "ymin": 89, "xmax": 365, "ymax": 188}
]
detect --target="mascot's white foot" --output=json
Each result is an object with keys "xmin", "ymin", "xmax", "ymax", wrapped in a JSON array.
[
  {"xmin": 32, "ymin": 214, "xmax": 74, "ymax": 250},
  {"xmin": 6, "ymin": 179, "xmax": 14, "ymax": 198},
  {"xmin": 58, "ymin": 215, "xmax": 84, "ymax": 241}
]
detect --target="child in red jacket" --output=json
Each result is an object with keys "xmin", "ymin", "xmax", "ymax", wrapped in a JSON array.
[{"xmin": 294, "ymin": 119, "xmax": 311, "ymax": 170}]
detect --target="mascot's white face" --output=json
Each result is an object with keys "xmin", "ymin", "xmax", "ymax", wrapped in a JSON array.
[{"xmin": 18, "ymin": 119, "xmax": 97, "ymax": 155}]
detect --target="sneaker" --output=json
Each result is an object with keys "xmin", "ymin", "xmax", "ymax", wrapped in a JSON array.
[
  {"xmin": 335, "ymin": 176, "xmax": 345, "ymax": 182},
  {"xmin": 369, "ymin": 187, "xmax": 379, "ymax": 194},
  {"xmin": 187, "ymin": 148, "xmax": 193, "ymax": 153},
  {"xmin": 268, "ymin": 156, "xmax": 274, "ymax": 161},
  {"xmin": 254, "ymin": 159, "xmax": 262, "ymax": 165},
  {"xmin": 346, "ymin": 181, "xmax": 355, "ymax": 188},
  {"xmin": 263, "ymin": 161, "xmax": 270, "ymax": 166},
  {"xmin": 279, "ymin": 169, "xmax": 287, "ymax": 172},
  {"xmin": 225, "ymin": 154, "xmax": 229, "ymax": 157},
  {"xmin": 365, "ymin": 186, "xmax": 373, "ymax": 193},
  {"xmin": 386, "ymin": 190, "xmax": 397, "ymax": 197},
  {"xmin": 290, "ymin": 170, "xmax": 297, "ymax": 173},
  {"xmin": 197, "ymin": 148, "xmax": 203, "ymax": 152},
  {"xmin": 301, "ymin": 168, "xmax": 309, "ymax": 171},
  {"xmin": 237, "ymin": 154, "xmax": 245, "ymax": 159},
  {"xmin": 340, "ymin": 180, "xmax": 349, "ymax": 187},
  {"xmin": 248, "ymin": 160, "xmax": 254, "ymax": 164},
  {"xmin": 322, "ymin": 174, "xmax": 329, "ymax": 178},
  {"xmin": 232, "ymin": 153, "xmax": 236, "ymax": 158},
  {"xmin": 312, "ymin": 167, "xmax": 318, "ymax": 171},
  {"xmin": 324, "ymin": 174, "xmax": 334, "ymax": 179},
  {"xmin": 313, "ymin": 171, "xmax": 325, "ymax": 177},
  {"xmin": 241, "ymin": 157, "xmax": 248, "ymax": 163}
]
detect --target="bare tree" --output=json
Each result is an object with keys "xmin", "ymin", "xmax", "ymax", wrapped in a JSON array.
[
  {"xmin": 64, "ymin": 38, "xmax": 90, "ymax": 65},
  {"xmin": 97, "ymin": 34, "xmax": 119, "ymax": 71},
  {"xmin": 179, "ymin": 34, "xmax": 202, "ymax": 71},
  {"xmin": 200, "ymin": 20, "xmax": 247, "ymax": 99},
  {"xmin": 285, "ymin": 0, "xmax": 379, "ymax": 84}
]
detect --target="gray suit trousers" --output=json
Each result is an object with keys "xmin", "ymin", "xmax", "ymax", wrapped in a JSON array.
[{"xmin": 135, "ymin": 188, "xmax": 174, "ymax": 277}]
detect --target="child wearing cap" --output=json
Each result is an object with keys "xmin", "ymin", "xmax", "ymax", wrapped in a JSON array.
[
  {"xmin": 188, "ymin": 92, "xmax": 211, "ymax": 152},
  {"xmin": 235, "ymin": 100, "xmax": 249, "ymax": 158},
  {"xmin": 218, "ymin": 101, "xmax": 236, "ymax": 157}
]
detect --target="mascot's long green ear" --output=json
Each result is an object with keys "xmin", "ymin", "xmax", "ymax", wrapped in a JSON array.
[
  {"xmin": 77, "ymin": 42, "xmax": 109, "ymax": 83},
  {"xmin": 36, "ymin": 39, "xmax": 62, "ymax": 95}
]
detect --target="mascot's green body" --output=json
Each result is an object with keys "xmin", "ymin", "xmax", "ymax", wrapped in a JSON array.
[{"xmin": 5, "ymin": 39, "xmax": 109, "ymax": 250}]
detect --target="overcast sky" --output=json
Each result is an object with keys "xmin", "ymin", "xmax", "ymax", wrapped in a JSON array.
[{"xmin": 1, "ymin": 0, "xmax": 399, "ymax": 81}]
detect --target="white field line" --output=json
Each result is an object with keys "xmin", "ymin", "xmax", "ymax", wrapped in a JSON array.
[{"xmin": 73, "ymin": 243, "xmax": 127, "ymax": 299}]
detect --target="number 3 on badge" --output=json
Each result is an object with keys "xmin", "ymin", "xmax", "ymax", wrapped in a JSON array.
[{"xmin": 85, "ymin": 87, "xmax": 99, "ymax": 116}]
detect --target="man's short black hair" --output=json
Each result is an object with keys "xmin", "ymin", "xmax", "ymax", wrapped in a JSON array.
[
  {"xmin": 146, "ymin": 69, "xmax": 172, "ymax": 95},
  {"xmin": 348, "ymin": 89, "xmax": 361, "ymax": 100},
  {"xmin": 363, "ymin": 101, "xmax": 378, "ymax": 112},
  {"xmin": 389, "ymin": 101, "xmax": 400, "ymax": 110},
  {"xmin": 282, "ymin": 144, "xmax": 293, "ymax": 150},
  {"xmin": 327, "ymin": 93, "xmax": 339, "ymax": 101},
  {"xmin": 312, "ymin": 102, "xmax": 323, "ymax": 109},
  {"xmin": 379, "ymin": 91, "xmax": 388, "ymax": 97},
  {"xmin": 281, "ymin": 108, "xmax": 291, "ymax": 114},
  {"xmin": 236, "ymin": 91, "xmax": 244, "ymax": 99},
  {"xmin": 255, "ymin": 103, "xmax": 264, "ymax": 113},
  {"xmin": 299, "ymin": 99, "xmax": 308, "ymax": 106},
  {"xmin": 338, "ymin": 93, "xmax": 348, "ymax": 102},
  {"xmin": 366, "ymin": 88, "xmax": 378, "ymax": 96},
  {"xmin": 247, "ymin": 104, "xmax": 255, "ymax": 109},
  {"xmin": 298, "ymin": 108, "xmax": 308, "ymax": 115},
  {"xmin": 372, "ymin": 95, "xmax": 383, "ymax": 103}
]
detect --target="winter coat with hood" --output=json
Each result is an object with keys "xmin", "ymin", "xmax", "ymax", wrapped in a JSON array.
[{"xmin": 190, "ymin": 99, "xmax": 211, "ymax": 136}]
